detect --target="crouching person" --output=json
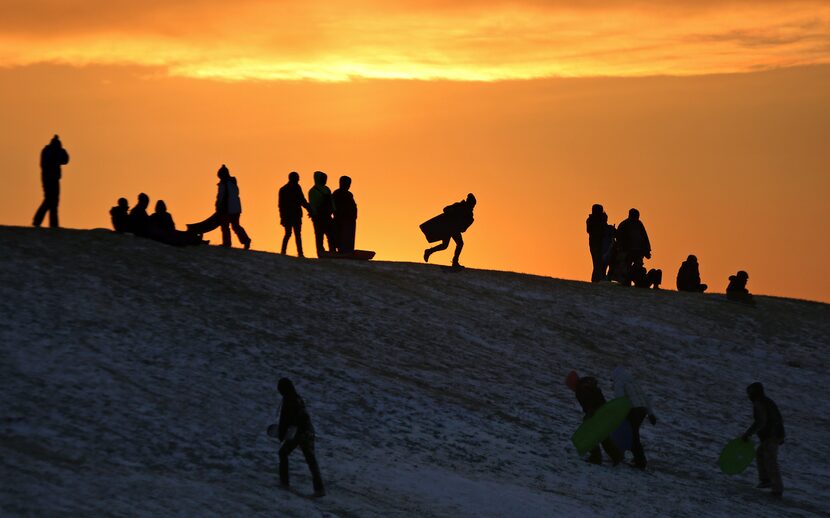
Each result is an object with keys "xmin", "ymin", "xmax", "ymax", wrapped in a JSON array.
[
  {"xmin": 742, "ymin": 382, "xmax": 785, "ymax": 498},
  {"xmin": 276, "ymin": 378, "xmax": 325, "ymax": 497},
  {"xmin": 613, "ymin": 367, "xmax": 657, "ymax": 470}
]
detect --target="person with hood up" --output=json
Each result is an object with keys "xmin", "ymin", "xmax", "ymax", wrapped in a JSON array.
[
  {"xmin": 308, "ymin": 171, "xmax": 334, "ymax": 257},
  {"xmin": 676, "ymin": 255, "xmax": 707, "ymax": 292},
  {"xmin": 216, "ymin": 164, "xmax": 251, "ymax": 249},
  {"xmin": 110, "ymin": 198, "xmax": 130, "ymax": 233},
  {"xmin": 332, "ymin": 175, "xmax": 358, "ymax": 253},
  {"xmin": 741, "ymin": 382, "xmax": 785, "ymax": 497},
  {"xmin": 727, "ymin": 270, "xmax": 754, "ymax": 303},
  {"xmin": 612, "ymin": 366, "xmax": 657, "ymax": 470},
  {"xmin": 586, "ymin": 204, "xmax": 610, "ymax": 282},
  {"xmin": 423, "ymin": 193, "xmax": 476, "ymax": 269},
  {"xmin": 278, "ymin": 171, "xmax": 310, "ymax": 257},
  {"xmin": 566, "ymin": 371, "xmax": 623, "ymax": 466},
  {"xmin": 274, "ymin": 378, "xmax": 325, "ymax": 497},
  {"xmin": 33, "ymin": 134, "xmax": 70, "ymax": 228},
  {"xmin": 128, "ymin": 193, "xmax": 151, "ymax": 237},
  {"xmin": 616, "ymin": 208, "xmax": 652, "ymax": 285}
]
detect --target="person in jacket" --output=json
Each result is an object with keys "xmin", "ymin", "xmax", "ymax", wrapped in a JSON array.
[
  {"xmin": 110, "ymin": 198, "xmax": 130, "ymax": 233},
  {"xmin": 308, "ymin": 171, "xmax": 334, "ymax": 257},
  {"xmin": 33, "ymin": 134, "xmax": 70, "ymax": 228},
  {"xmin": 423, "ymin": 193, "xmax": 476, "ymax": 269},
  {"xmin": 741, "ymin": 382, "xmax": 785, "ymax": 497},
  {"xmin": 676, "ymin": 255, "xmax": 707, "ymax": 292},
  {"xmin": 128, "ymin": 193, "xmax": 151, "ymax": 237},
  {"xmin": 566, "ymin": 371, "xmax": 623, "ymax": 466},
  {"xmin": 278, "ymin": 172, "xmax": 310, "ymax": 257},
  {"xmin": 148, "ymin": 200, "xmax": 175, "ymax": 237},
  {"xmin": 275, "ymin": 378, "xmax": 325, "ymax": 497},
  {"xmin": 616, "ymin": 208, "xmax": 652, "ymax": 285},
  {"xmin": 727, "ymin": 270, "xmax": 753, "ymax": 303},
  {"xmin": 332, "ymin": 175, "xmax": 358, "ymax": 253},
  {"xmin": 612, "ymin": 366, "xmax": 657, "ymax": 470},
  {"xmin": 586, "ymin": 204, "xmax": 609, "ymax": 282},
  {"xmin": 216, "ymin": 164, "xmax": 251, "ymax": 249}
]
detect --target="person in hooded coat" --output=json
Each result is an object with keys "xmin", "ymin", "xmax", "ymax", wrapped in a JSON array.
[
  {"xmin": 566, "ymin": 371, "xmax": 623, "ymax": 466},
  {"xmin": 332, "ymin": 175, "xmax": 358, "ymax": 253},
  {"xmin": 215, "ymin": 165, "xmax": 251, "ymax": 249},
  {"xmin": 110, "ymin": 198, "xmax": 130, "ymax": 233},
  {"xmin": 308, "ymin": 171, "xmax": 335, "ymax": 257},
  {"xmin": 612, "ymin": 367, "xmax": 657, "ymax": 470},
  {"xmin": 275, "ymin": 378, "xmax": 325, "ymax": 497},
  {"xmin": 33, "ymin": 135, "xmax": 70, "ymax": 228},
  {"xmin": 586, "ymin": 204, "xmax": 610, "ymax": 282},
  {"xmin": 278, "ymin": 171, "xmax": 310, "ymax": 257},
  {"xmin": 128, "ymin": 193, "xmax": 151, "ymax": 237},
  {"xmin": 616, "ymin": 208, "xmax": 652, "ymax": 285},
  {"xmin": 727, "ymin": 270, "xmax": 754, "ymax": 303},
  {"xmin": 741, "ymin": 382, "xmax": 785, "ymax": 497},
  {"xmin": 676, "ymin": 255, "xmax": 707, "ymax": 292},
  {"xmin": 423, "ymin": 193, "xmax": 476, "ymax": 269}
]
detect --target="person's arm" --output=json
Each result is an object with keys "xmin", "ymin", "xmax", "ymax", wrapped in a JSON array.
[
  {"xmin": 277, "ymin": 399, "xmax": 292, "ymax": 441},
  {"xmin": 60, "ymin": 148, "xmax": 69, "ymax": 165},
  {"xmin": 642, "ymin": 223, "xmax": 652, "ymax": 257},
  {"xmin": 743, "ymin": 400, "xmax": 766, "ymax": 440}
]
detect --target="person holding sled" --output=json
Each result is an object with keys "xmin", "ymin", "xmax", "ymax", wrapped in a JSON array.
[
  {"xmin": 308, "ymin": 171, "xmax": 335, "ymax": 257},
  {"xmin": 741, "ymin": 382, "xmax": 785, "ymax": 497},
  {"xmin": 278, "ymin": 172, "xmax": 310, "ymax": 257},
  {"xmin": 676, "ymin": 255, "xmax": 707, "ymax": 292},
  {"xmin": 273, "ymin": 378, "xmax": 325, "ymax": 497},
  {"xmin": 612, "ymin": 366, "xmax": 657, "ymax": 470},
  {"xmin": 332, "ymin": 175, "xmax": 358, "ymax": 253},
  {"xmin": 566, "ymin": 371, "xmax": 623, "ymax": 466},
  {"xmin": 33, "ymin": 135, "xmax": 69, "ymax": 228},
  {"xmin": 422, "ymin": 193, "xmax": 476, "ymax": 269}
]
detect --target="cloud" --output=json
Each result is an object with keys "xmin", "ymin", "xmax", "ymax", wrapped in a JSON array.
[{"xmin": 1, "ymin": 1, "xmax": 829, "ymax": 81}]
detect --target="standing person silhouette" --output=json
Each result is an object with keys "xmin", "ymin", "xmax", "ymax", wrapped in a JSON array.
[
  {"xmin": 278, "ymin": 172, "xmax": 310, "ymax": 257},
  {"xmin": 33, "ymin": 135, "xmax": 69, "ymax": 228},
  {"xmin": 216, "ymin": 164, "xmax": 251, "ymax": 249},
  {"xmin": 332, "ymin": 175, "xmax": 358, "ymax": 253},
  {"xmin": 308, "ymin": 171, "xmax": 334, "ymax": 257},
  {"xmin": 422, "ymin": 193, "xmax": 476, "ymax": 269},
  {"xmin": 616, "ymin": 208, "xmax": 652, "ymax": 285},
  {"xmin": 586, "ymin": 204, "xmax": 609, "ymax": 282}
]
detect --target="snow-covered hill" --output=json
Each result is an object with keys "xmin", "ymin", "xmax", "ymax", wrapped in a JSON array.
[{"xmin": 1, "ymin": 226, "xmax": 828, "ymax": 517}]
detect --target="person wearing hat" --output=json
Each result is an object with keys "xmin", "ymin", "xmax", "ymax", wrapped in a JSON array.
[
  {"xmin": 727, "ymin": 270, "xmax": 753, "ymax": 303},
  {"xmin": 273, "ymin": 378, "xmax": 325, "ymax": 497},
  {"xmin": 741, "ymin": 382, "xmax": 785, "ymax": 497},
  {"xmin": 278, "ymin": 171, "xmax": 310, "ymax": 257},
  {"xmin": 566, "ymin": 371, "xmax": 623, "ymax": 466},
  {"xmin": 215, "ymin": 164, "xmax": 251, "ymax": 249},
  {"xmin": 676, "ymin": 255, "xmax": 707, "ymax": 292},
  {"xmin": 33, "ymin": 134, "xmax": 70, "ymax": 228},
  {"xmin": 423, "ymin": 193, "xmax": 477, "ymax": 269}
]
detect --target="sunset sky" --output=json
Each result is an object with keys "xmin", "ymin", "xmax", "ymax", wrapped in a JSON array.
[{"xmin": 1, "ymin": 0, "xmax": 828, "ymax": 302}]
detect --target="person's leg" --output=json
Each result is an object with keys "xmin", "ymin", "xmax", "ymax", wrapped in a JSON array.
[
  {"xmin": 278, "ymin": 437, "xmax": 300, "ymax": 487},
  {"xmin": 312, "ymin": 219, "xmax": 325, "ymax": 257},
  {"xmin": 629, "ymin": 407, "xmax": 647, "ymax": 468},
  {"xmin": 698, "ymin": 284, "xmax": 708, "ymax": 293},
  {"xmin": 756, "ymin": 442, "xmax": 769, "ymax": 485},
  {"xmin": 299, "ymin": 435, "xmax": 325, "ymax": 493},
  {"xmin": 33, "ymin": 197, "xmax": 49, "ymax": 227},
  {"xmin": 47, "ymin": 182, "xmax": 60, "ymax": 228},
  {"xmin": 765, "ymin": 440, "xmax": 783, "ymax": 494},
  {"xmin": 424, "ymin": 238, "xmax": 450, "ymax": 262},
  {"xmin": 588, "ymin": 445, "xmax": 602, "ymax": 465},
  {"xmin": 324, "ymin": 218, "xmax": 335, "ymax": 253},
  {"xmin": 601, "ymin": 437, "xmax": 623, "ymax": 465},
  {"xmin": 230, "ymin": 214, "xmax": 251, "ymax": 248},
  {"xmin": 590, "ymin": 246, "xmax": 603, "ymax": 282},
  {"xmin": 294, "ymin": 222, "xmax": 304, "ymax": 257},
  {"xmin": 281, "ymin": 225, "xmax": 292, "ymax": 254},
  {"xmin": 451, "ymin": 233, "xmax": 464, "ymax": 266}
]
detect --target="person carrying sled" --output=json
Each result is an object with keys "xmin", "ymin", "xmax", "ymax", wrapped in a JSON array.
[
  {"xmin": 422, "ymin": 193, "xmax": 476, "ymax": 269},
  {"xmin": 278, "ymin": 172, "xmax": 310, "ymax": 257},
  {"xmin": 332, "ymin": 175, "xmax": 358, "ymax": 253},
  {"xmin": 586, "ymin": 204, "xmax": 610, "ymax": 282},
  {"xmin": 274, "ymin": 378, "xmax": 325, "ymax": 497},
  {"xmin": 566, "ymin": 371, "xmax": 623, "ymax": 466},
  {"xmin": 308, "ymin": 171, "xmax": 334, "ymax": 257},
  {"xmin": 741, "ymin": 382, "xmax": 785, "ymax": 497},
  {"xmin": 676, "ymin": 255, "xmax": 707, "ymax": 292},
  {"xmin": 727, "ymin": 270, "xmax": 754, "ymax": 303},
  {"xmin": 612, "ymin": 366, "xmax": 657, "ymax": 470},
  {"xmin": 110, "ymin": 198, "xmax": 130, "ymax": 233},
  {"xmin": 33, "ymin": 134, "xmax": 70, "ymax": 228}
]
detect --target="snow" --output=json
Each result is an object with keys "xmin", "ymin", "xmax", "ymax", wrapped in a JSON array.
[{"xmin": 1, "ymin": 226, "xmax": 828, "ymax": 517}]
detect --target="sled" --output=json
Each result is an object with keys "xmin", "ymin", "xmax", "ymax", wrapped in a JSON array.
[
  {"xmin": 611, "ymin": 419, "xmax": 633, "ymax": 452},
  {"xmin": 419, "ymin": 213, "xmax": 454, "ymax": 243},
  {"xmin": 571, "ymin": 397, "xmax": 631, "ymax": 456},
  {"xmin": 719, "ymin": 437, "xmax": 755, "ymax": 475},
  {"xmin": 318, "ymin": 250, "xmax": 375, "ymax": 260}
]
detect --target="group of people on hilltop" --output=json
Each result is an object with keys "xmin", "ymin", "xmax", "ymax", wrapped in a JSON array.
[{"xmin": 587, "ymin": 204, "xmax": 755, "ymax": 302}]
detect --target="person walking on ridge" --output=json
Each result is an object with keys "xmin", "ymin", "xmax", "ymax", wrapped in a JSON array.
[
  {"xmin": 216, "ymin": 164, "xmax": 251, "ymax": 249},
  {"xmin": 33, "ymin": 135, "xmax": 69, "ymax": 228},
  {"xmin": 278, "ymin": 171, "xmax": 310, "ymax": 257},
  {"xmin": 421, "ymin": 193, "xmax": 476, "ymax": 269}
]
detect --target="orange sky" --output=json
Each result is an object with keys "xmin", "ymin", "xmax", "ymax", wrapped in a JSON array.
[{"xmin": 1, "ymin": 1, "xmax": 829, "ymax": 302}]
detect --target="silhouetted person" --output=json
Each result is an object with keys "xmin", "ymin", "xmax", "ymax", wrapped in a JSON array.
[
  {"xmin": 216, "ymin": 165, "xmax": 251, "ymax": 249},
  {"xmin": 278, "ymin": 172, "xmax": 310, "ymax": 257},
  {"xmin": 110, "ymin": 198, "xmax": 130, "ymax": 233},
  {"xmin": 128, "ymin": 193, "xmax": 151, "ymax": 237},
  {"xmin": 332, "ymin": 175, "xmax": 358, "ymax": 253},
  {"xmin": 308, "ymin": 171, "xmax": 334, "ymax": 257},
  {"xmin": 613, "ymin": 367, "xmax": 657, "ymax": 470},
  {"xmin": 566, "ymin": 371, "xmax": 623, "ymax": 466},
  {"xmin": 33, "ymin": 135, "xmax": 69, "ymax": 228},
  {"xmin": 742, "ymin": 382, "xmax": 785, "ymax": 497},
  {"xmin": 423, "ymin": 193, "xmax": 476, "ymax": 269},
  {"xmin": 276, "ymin": 378, "xmax": 325, "ymax": 497},
  {"xmin": 727, "ymin": 270, "xmax": 754, "ymax": 303},
  {"xmin": 586, "ymin": 204, "xmax": 610, "ymax": 282},
  {"xmin": 148, "ymin": 200, "xmax": 175, "ymax": 238},
  {"xmin": 616, "ymin": 208, "xmax": 651, "ymax": 285},
  {"xmin": 676, "ymin": 255, "xmax": 707, "ymax": 292},
  {"xmin": 631, "ymin": 263, "xmax": 662, "ymax": 290}
]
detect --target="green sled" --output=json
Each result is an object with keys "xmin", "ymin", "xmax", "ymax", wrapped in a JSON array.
[
  {"xmin": 719, "ymin": 437, "xmax": 755, "ymax": 475},
  {"xmin": 571, "ymin": 397, "xmax": 631, "ymax": 456}
]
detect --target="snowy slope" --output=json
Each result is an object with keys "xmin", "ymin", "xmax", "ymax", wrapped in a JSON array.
[{"xmin": 1, "ymin": 226, "xmax": 828, "ymax": 517}]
